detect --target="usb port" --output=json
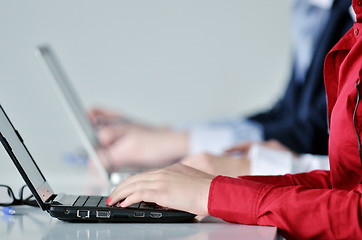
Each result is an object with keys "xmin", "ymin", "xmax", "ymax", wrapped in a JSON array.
[
  {"xmin": 150, "ymin": 212, "xmax": 162, "ymax": 218},
  {"xmin": 134, "ymin": 212, "xmax": 145, "ymax": 217},
  {"xmin": 96, "ymin": 210, "xmax": 111, "ymax": 218},
  {"xmin": 77, "ymin": 210, "xmax": 90, "ymax": 218}
]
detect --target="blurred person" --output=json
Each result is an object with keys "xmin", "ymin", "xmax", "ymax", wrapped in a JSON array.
[{"xmin": 89, "ymin": 0, "xmax": 353, "ymax": 175}]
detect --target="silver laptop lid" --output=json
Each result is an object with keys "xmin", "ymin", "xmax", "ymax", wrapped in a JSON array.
[
  {"xmin": 35, "ymin": 45, "xmax": 98, "ymax": 147},
  {"xmin": 0, "ymin": 105, "xmax": 53, "ymax": 210},
  {"xmin": 35, "ymin": 45, "xmax": 110, "ymax": 181}
]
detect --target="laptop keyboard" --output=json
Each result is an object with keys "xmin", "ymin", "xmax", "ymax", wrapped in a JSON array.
[{"xmin": 72, "ymin": 196, "xmax": 158, "ymax": 210}]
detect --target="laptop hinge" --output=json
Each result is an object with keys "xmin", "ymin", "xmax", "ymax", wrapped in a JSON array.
[{"xmin": 45, "ymin": 194, "xmax": 58, "ymax": 204}]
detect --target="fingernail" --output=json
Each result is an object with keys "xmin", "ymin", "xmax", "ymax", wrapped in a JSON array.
[{"xmin": 106, "ymin": 197, "xmax": 112, "ymax": 205}]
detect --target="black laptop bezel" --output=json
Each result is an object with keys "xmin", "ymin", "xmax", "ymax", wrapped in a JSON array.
[{"xmin": 0, "ymin": 105, "xmax": 54, "ymax": 211}]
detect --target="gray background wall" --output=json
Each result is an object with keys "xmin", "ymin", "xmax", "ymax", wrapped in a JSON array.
[{"xmin": 0, "ymin": 0, "xmax": 291, "ymax": 190}]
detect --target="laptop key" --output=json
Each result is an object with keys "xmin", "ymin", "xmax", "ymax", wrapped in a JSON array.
[
  {"xmin": 73, "ymin": 196, "xmax": 89, "ymax": 207},
  {"xmin": 98, "ymin": 197, "xmax": 108, "ymax": 207},
  {"xmin": 84, "ymin": 196, "xmax": 102, "ymax": 207},
  {"xmin": 52, "ymin": 194, "xmax": 79, "ymax": 206}
]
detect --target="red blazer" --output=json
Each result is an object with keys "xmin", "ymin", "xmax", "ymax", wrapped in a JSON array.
[{"xmin": 208, "ymin": 1, "xmax": 362, "ymax": 239}]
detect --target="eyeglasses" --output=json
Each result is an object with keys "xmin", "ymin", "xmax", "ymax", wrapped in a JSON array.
[{"xmin": 0, "ymin": 184, "xmax": 38, "ymax": 207}]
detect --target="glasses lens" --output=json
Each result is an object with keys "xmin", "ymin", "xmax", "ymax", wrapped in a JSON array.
[
  {"xmin": 21, "ymin": 185, "xmax": 33, "ymax": 200},
  {"xmin": 0, "ymin": 186, "xmax": 14, "ymax": 205},
  {"xmin": 20, "ymin": 185, "xmax": 38, "ymax": 207}
]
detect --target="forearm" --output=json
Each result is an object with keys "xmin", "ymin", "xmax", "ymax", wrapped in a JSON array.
[
  {"xmin": 239, "ymin": 170, "xmax": 331, "ymax": 188},
  {"xmin": 208, "ymin": 175, "xmax": 361, "ymax": 239}
]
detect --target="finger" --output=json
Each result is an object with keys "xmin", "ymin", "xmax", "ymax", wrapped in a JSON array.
[
  {"xmin": 108, "ymin": 180, "xmax": 152, "ymax": 205},
  {"xmin": 88, "ymin": 107, "xmax": 121, "ymax": 118},
  {"xmin": 262, "ymin": 140, "xmax": 285, "ymax": 150},
  {"xmin": 111, "ymin": 170, "xmax": 164, "ymax": 195},
  {"xmin": 97, "ymin": 116, "xmax": 131, "ymax": 127},
  {"xmin": 88, "ymin": 107, "xmax": 124, "ymax": 126},
  {"xmin": 224, "ymin": 142, "xmax": 254, "ymax": 153},
  {"xmin": 120, "ymin": 189, "xmax": 156, "ymax": 208},
  {"xmin": 88, "ymin": 109, "xmax": 103, "ymax": 125},
  {"xmin": 109, "ymin": 170, "xmax": 166, "ymax": 205},
  {"xmin": 88, "ymin": 107, "xmax": 113, "ymax": 120}
]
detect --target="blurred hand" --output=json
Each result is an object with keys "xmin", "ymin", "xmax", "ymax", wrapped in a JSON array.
[
  {"xmin": 88, "ymin": 107, "xmax": 189, "ymax": 170},
  {"xmin": 225, "ymin": 139, "xmax": 298, "ymax": 157},
  {"xmin": 104, "ymin": 126, "xmax": 188, "ymax": 169},
  {"xmin": 107, "ymin": 164, "xmax": 214, "ymax": 216},
  {"xmin": 88, "ymin": 107, "xmax": 125, "ymax": 126},
  {"xmin": 181, "ymin": 153, "xmax": 250, "ymax": 177}
]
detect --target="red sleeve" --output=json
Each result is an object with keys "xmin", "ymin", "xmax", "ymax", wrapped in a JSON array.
[
  {"xmin": 238, "ymin": 170, "xmax": 331, "ymax": 188},
  {"xmin": 208, "ymin": 176, "xmax": 362, "ymax": 239}
]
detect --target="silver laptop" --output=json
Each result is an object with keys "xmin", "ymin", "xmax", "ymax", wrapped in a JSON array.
[{"xmin": 35, "ymin": 45, "xmax": 141, "ymax": 185}]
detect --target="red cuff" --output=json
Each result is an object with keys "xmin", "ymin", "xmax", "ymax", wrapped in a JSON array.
[{"xmin": 208, "ymin": 175, "xmax": 272, "ymax": 225}]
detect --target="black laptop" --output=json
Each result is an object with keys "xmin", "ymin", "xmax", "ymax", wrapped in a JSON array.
[{"xmin": 0, "ymin": 104, "xmax": 195, "ymax": 222}]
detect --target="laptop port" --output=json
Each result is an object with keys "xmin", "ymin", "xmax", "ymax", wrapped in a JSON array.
[
  {"xmin": 96, "ymin": 210, "xmax": 111, "ymax": 218},
  {"xmin": 150, "ymin": 212, "xmax": 162, "ymax": 218},
  {"xmin": 77, "ymin": 210, "xmax": 90, "ymax": 218},
  {"xmin": 134, "ymin": 212, "xmax": 145, "ymax": 217}
]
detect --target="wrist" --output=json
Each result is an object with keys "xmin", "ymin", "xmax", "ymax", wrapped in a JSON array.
[{"xmin": 198, "ymin": 178, "xmax": 212, "ymax": 216}]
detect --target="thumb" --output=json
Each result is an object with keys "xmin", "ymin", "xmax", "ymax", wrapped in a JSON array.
[{"xmin": 224, "ymin": 142, "xmax": 255, "ymax": 154}]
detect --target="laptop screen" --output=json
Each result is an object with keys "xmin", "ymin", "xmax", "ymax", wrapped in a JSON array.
[
  {"xmin": 0, "ymin": 105, "xmax": 54, "ymax": 209},
  {"xmin": 35, "ymin": 46, "xmax": 99, "ymax": 147},
  {"xmin": 35, "ymin": 45, "xmax": 112, "ymax": 181}
]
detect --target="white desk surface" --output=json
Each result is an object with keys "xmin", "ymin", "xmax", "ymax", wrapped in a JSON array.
[
  {"xmin": 0, "ymin": 151, "xmax": 279, "ymax": 240},
  {"xmin": 0, "ymin": 210, "xmax": 278, "ymax": 240}
]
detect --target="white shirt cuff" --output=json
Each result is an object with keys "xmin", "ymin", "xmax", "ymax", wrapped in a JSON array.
[
  {"xmin": 184, "ymin": 119, "xmax": 263, "ymax": 155},
  {"xmin": 293, "ymin": 153, "xmax": 329, "ymax": 173},
  {"xmin": 248, "ymin": 144, "xmax": 329, "ymax": 175},
  {"xmin": 188, "ymin": 126, "xmax": 235, "ymax": 155}
]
